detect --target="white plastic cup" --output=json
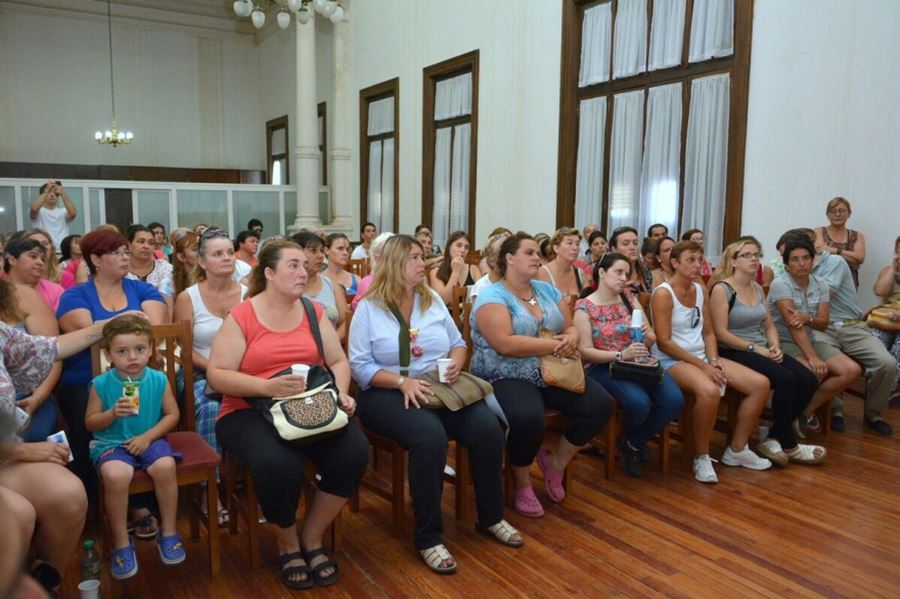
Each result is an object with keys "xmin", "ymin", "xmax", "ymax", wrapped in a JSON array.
[
  {"xmin": 78, "ymin": 579, "xmax": 101, "ymax": 599},
  {"xmin": 630, "ymin": 309, "xmax": 643, "ymax": 329},
  {"xmin": 437, "ymin": 358, "xmax": 453, "ymax": 383},
  {"xmin": 718, "ymin": 382, "xmax": 727, "ymax": 397},
  {"xmin": 291, "ymin": 364, "xmax": 310, "ymax": 378}
]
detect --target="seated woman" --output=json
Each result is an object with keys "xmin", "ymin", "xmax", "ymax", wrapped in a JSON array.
[
  {"xmin": 681, "ymin": 229, "xmax": 713, "ymax": 279},
  {"xmin": 351, "ymin": 232, "xmax": 394, "ymax": 311},
  {"xmin": 478, "ymin": 227, "xmax": 513, "ymax": 274},
  {"xmin": 171, "ymin": 229, "xmax": 200, "ymax": 297},
  {"xmin": 815, "ymin": 196, "xmax": 865, "ymax": 288},
  {"xmin": 471, "ymin": 233, "xmax": 612, "ymax": 516},
  {"xmin": 582, "ymin": 230, "xmax": 609, "ymax": 288},
  {"xmin": 871, "ymin": 234, "xmax": 900, "ymax": 401},
  {"xmin": 11, "ymin": 228, "xmax": 61, "ymax": 284},
  {"xmin": 0, "ymin": 278, "xmax": 61, "ymax": 442},
  {"xmin": 574, "ymin": 253, "xmax": 683, "ymax": 477},
  {"xmin": 349, "ymin": 235, "xmax": 521, "ymax": 575},
  {"xmin": 59, "ymin": 234, "xmax": 84, "ymax": 290},
  {"xmin": 291, "ymin": 232, "xmax": 349, "ymax": 341},
  {"xmin": 0, "ymin": 316, "xmax": 135, "ymax": 596},
  {"xmin": 429, "ymin": 231, "xmax": 484, "ymax": 304},
  {"xmin": 414, "ymin": 224, "xmax": 443, "ymax": 264},
  {"xmin": 767, "ymin": 235, "xmax": 862, "ymax": 437},
  {"xmin": 127, "ymin": 225, "xmax": 175, "ymax": 314},
  {"xmin": 470, "ymin": 233, "xmax": 507, "ymax": 301},
  {"xmin": 536, "ymin": 227, "xmax": 585, "ymax": 298},
  {"xmin": 610, "ymin": 226, "xmax": 652, "ymax": 294},
  {"xmin": 711, "ymin": 239, "xmax": 825, "ymax": 465},
  {"xmin": 322, "ymin": 233, "xmax": 359, "ymax": 296},
  {"xmin": 651, "ymin": 241, "xmax": 772, "ymax": 484},
  {"xmin": 650, "ymin": 236, "xmax": 676, "ymax": 289},
  {"xmin": 173, "ymin": 228, "xmax": 247, "ymax": 526},
  {"xmin": 4, "ymin": 237, "xmax": 65, "ymax": 313},
  {"xmin": 208, "ymin": 240, "xmax": 366, "ymax": 590}
]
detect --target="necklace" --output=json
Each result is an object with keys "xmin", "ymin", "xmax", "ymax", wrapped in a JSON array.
[{"xmin": 521, "ymin": 295, "xmax": 537, "ymax": 306}]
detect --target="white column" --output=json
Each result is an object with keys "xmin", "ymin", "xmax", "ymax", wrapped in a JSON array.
[
  {"xmin": 326, "ymin": 8, "xmax": 354, "ymax": 236},
  {"xmin": 289, "ymin": 11, "xmax": 322, "ymax": 232}
]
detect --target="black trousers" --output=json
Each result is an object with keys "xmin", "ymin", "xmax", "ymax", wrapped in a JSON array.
[
  {"xmin": 719, "ymin": 348, "xmax": 818, "ymax": 449},
  {"xmin": 57, "ymin": 383, "xmax": 97, "ymax": 504},
  {"xmin": 492, "ymin": 378, "xmax": 613, "ymax": 467},
  {"xmin": 216, "ymin": 409, "xmax": 368, "ymax": 528},
  {"xmin": 356, "ymin": 388, "xmax": 505, "ymax": 550}
]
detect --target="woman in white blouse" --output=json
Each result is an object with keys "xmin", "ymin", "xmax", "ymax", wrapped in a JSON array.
[{"xmin": 349, "ymin": 235, "xmax": 521, "ymax": 575}]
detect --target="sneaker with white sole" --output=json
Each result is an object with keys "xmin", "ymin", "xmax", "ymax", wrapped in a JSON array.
[
  {"xmin": 693, "ymin": 455, "xmax": 718, "ymax": 484},
  {"xmin": 721, "ymin": 444, "xmax": 772, "ymax": 470}
]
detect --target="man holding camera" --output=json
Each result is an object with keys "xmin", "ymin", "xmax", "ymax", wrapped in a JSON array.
[{"xmin": 29, "ymin": 179, "xmax": 77, "ymax": 253}]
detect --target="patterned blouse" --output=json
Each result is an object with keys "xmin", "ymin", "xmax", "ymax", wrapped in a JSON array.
[
  {"xmin": 820, "ymin": 227, "xmax": 860, "ymax": 287},
  {"xmin": 1, "ymin": 323, "xmax": 57, "ymax": 440},
  {"xmin": 574, "ymin": 292, "xmax": 636, "ymax": 353}
]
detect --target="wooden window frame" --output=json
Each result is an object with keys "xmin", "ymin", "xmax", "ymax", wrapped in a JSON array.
[
  {"xmin": 422, "ymin": 50, "xmax": 479, "ymax": 237},
  {"xmin": 318, "ymin": 102, "xmax": 328, "ymax": 187},
  {"xmin": 359, "ymin": 77, "xmax": 400, "ymax": 232},
  {"xmin": 556, "ymin": 0, "xmax": 752, "ymax": 245},
  {"xmin": 266, "ymin": 115, "xmax": 289, "ymax": 185}
]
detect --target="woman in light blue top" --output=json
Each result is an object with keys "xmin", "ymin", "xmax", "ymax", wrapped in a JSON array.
[
  {"xmin": 471, "ymin": 232, "xmax": 611, "ymax": 519},
  {"xmin": 349, "ymin": 235, "xmax": 521, "ymax": 575},
  {"xmin": 291, "ymin": 231, "xmax": 348, "ymax": 342}
]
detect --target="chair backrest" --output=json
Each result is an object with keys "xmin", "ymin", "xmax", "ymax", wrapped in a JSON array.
[
  {"xmin": 346, "ymin": 259, "xmax": 370, "ymax": 278},
  {"xmin": 450, "ymin": 286, "xmax": 469, "ymax": 330},
  {"xmin": 465, "ymin": 250, "xmax": 482, "ymax": 266},
  {"xmin": 461, "ymin": 301, "xmax": 474, "ymax": 371},
  {"xmin": 91, "ymin": 320, "xmax": 194, "ymax": 432}
]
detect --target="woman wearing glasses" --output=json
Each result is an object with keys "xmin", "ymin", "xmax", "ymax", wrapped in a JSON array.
[
  {"xmin": 651, "ymin": 241, "xmax": 772, "ymax": 484},
  {"xmin": 710, "ymin": 239, "xmax": 826, "ymax": 466},
  {"xmin": 814, "ymin": 197, "xmax": 865, "ymax": 288}
]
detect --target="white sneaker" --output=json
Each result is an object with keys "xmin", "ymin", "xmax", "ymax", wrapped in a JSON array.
[
  {"xmin": 721, "ymin": 444, "xmax": 773, "ymax": 470},
  {"xmin": 693, "ymin": 455, "xmax": 719, "ymax": 484}
]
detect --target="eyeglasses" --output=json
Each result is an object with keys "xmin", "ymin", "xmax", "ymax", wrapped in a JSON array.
[
  {"xmin": 690, "ymin": 306, "xmax": 701, "ymax": 329},
  {"xmin": 829, "ymin": 209, "xmax": 849, "ymax": 216},
  {"xmin": 108, "ymin": 249, "xmax": 132, "ymax": 258},
  {"xmin": 736, "ymin": 252, "xmax": 762, "ymax": 260}
]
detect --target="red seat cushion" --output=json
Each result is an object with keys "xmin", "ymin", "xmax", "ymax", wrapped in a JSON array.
[{"xmin": 130, "ymin": 432, "xmax": 221, "ymax": 484}]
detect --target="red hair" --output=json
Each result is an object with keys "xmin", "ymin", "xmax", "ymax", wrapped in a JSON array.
[{"xmin": 81, "ymin": 229, "xmax": 129, "ymax": 275}]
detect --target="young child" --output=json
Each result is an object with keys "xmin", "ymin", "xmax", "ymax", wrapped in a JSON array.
[{"xmin": 84, "ymin": 315, "xmax": 184, "ymax": 580}]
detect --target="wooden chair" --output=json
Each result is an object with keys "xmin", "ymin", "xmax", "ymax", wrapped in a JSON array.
[
  {"xmin": 450, "ymin": 287, "xmax": 469, "ymax": 330},
  {"xmin": 461, "ymin": 302, "xmax": 474, "ymax": 371},
  {"xmin": 346, "ymin": 258, "xmax": 370, "ymax": 279},
  {"xmin": 92, "ymin": 320, "xmax": 221, "ymax": 577},
  {"xmin": 465, "ymin": 250, "xmax": 483, "ymax": 266}
]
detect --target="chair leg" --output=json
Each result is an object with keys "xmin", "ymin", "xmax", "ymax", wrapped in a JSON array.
[
  {"xmin": 331, "ymin": 508, "xmax": 342, "ymax": 552},
  {"xmin": 725, "ymin": 390, "xmax": 739, "ymax": 443},
  {"xmin": 390, "ymin": 447, "xmax": 406, "ymax": 529},
  {"xmin": 246, "ymin": 475, "xmax": 262, "ymax": 569},
  {"xmin": 189, "ymin": 486, "xmax": 201, "ymax": 543},
  {"xmin": 503, "ymin": 452, "xmax": 515, "ymax": 510},
  {"xmin": 604, "ymin": 410, "xmax": 617, "ymax": 481},
  {"xmin": 349, "ymin": 490, "xmax": 360, "ymax": 513},
  {"xmin": 659, "ymin": 426, "xmax": 670, "ymax": 474},
  {"xmin": 818, "ymin": 399, "xmax": 832, "ymax": 436},
  {"xmin": 454, "ymin": 443, "xmax": 469, "ymax": 521},
  {"xmin": 206, "ymin": 472, "xmax": 221, "ymax": 577},
  {"xmin": 224, "ymin": 460, "xmax": 239, "ymax": 536}
]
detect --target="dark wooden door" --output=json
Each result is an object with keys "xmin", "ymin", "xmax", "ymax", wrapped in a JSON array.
[{"xmin": 104, "ymin": 189, "xmax": 133, "ymax": 233}]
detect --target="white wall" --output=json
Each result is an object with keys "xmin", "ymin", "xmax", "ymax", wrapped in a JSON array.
[
  {"xmin": 348, "ymin": 0, "xmax": 562, "ymax": 241},
  {"xmin": 0, "ymin": 6, "xmax": 264, "ymax": 170},
  {"xmin": 742, "ymin": 0, "xmax": 900, "ymax": 308}
]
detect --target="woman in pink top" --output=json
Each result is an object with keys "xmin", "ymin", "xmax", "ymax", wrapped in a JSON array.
[
  {"xmin": 3, "ymin": 238, "xmax": 65, "ymax": 313},
  {"xmin": 207, "ymin": 240, "xmax": 366, "ymax": 590}
]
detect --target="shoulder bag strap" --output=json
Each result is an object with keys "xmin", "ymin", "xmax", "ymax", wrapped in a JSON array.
[
  {"xmin": 300, "ymin": 297, "xmax": 337, "ymax": 380},
  {"xmin": 387, "ymin": 302, "xmax": 411, "ymax": 376},
  {"xmin": 713, "ymin": 281, "xmax": 737, "ymax": 313}
]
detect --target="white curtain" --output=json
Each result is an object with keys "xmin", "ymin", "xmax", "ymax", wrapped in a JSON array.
[
  {"xmin": 689, "ymin": 0, "xmax": 734, "ymax": 62},
  {"xmin": 607, "ymin": 90, "xmax": 645, "ymax": 233},
  {"xmin": 380, "ymin": 138, "xmax": 395, "ymax": 231},
  {"xmin": 640, "ymin": 83, "xmax": 682, "ymax": 237},
  {"xmin": 434, "ymin": 73, "xmax": 472, "ymax": 120},
  {"xmin": 613, "ymin": 0, "xmax": 647, "ymax": 79},
  {"xmin": 366, "ymin": 140, "xmax": 383, "ymax": 228},
  {"xmin": 574, "ymin": 97, "xmax": 607, "ymax": 229},
  {"xmin": 368, "ymin": 97, "xmax": 395, "ymax": 135},
  {"xmin": 683, "ymin": 73, "xmax": 730, "ymax": 257},
  {"xmin": 432, "ymin": 127, "xmax": 453, "ymax": 247},
  {"xmin": 649, "ymin": 0, "xmax": 686, "ymax": 71},
  {"xmin": 579, "ymin": 2, "xmax": 612, "ymax": 87},
  {"xmin": 449, "ymin": 124, "xmax": 471, "ymax": 235}
]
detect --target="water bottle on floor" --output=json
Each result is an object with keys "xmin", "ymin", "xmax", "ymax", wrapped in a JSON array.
[{"xmin": 80, "ymin": 540, "xmax": 101, "ymax": 582}]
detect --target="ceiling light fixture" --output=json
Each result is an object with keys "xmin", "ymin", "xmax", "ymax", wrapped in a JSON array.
[
  {"xmin": 233, "ymin": 0, "xmax": 344, "ymax": 29},
  {"xmin": 94, "ymin": 0, "xmax": 133, "ymax": 146}
]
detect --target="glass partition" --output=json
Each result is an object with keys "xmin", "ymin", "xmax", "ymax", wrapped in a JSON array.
[
  {"xmin": 234, "ymin": 190, "xmax": 279, "ymax": 239},
  {"xmin": 135, "ymin": 190, "xmax": 171, "ymax": 231},
  {"xmin": 89, "ymin": 189, "xmax": 103, "ymax": 229},
  {"xmin": 175, "ymin": 190, "xmax": 228, "ymax": 231},
  {"xmin": 0, "ymin": 187, "xmax": 17, "ymax": 235}
]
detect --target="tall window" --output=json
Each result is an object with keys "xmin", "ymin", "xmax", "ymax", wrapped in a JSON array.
[
  {"xmin": 266, "ymin": 115, "xmax": 289, "ymax": 185},
  {"xmin": 558, "ymin": 0, "xmax": 752, "ymax": 255},
  {"xmin": 422, "ymin": 51, "xmax": 479, "ymax": 246},
  {"xmin": 360, "ymin": 78, "xmax": 399, "ymax": 233}
]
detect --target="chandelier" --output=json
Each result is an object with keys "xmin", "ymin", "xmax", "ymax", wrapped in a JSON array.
[
  {"xmin": 233, "ymin": 0, "xmax": 344, "ymax": 30},
  {"xmin": 94, "ymin": 0, "xmax": 133, "ymax": 146}
]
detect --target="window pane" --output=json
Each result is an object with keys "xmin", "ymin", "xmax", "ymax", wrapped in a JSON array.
[
  {"xmin": 608, "ymin": 90, "xmax": 645, "ymax": 232},
  {"xmin": 272, "ymin": 160, "xmax": 283, "ymax": 185},
  {"xmin": 175, "ymin": 190, "xmax": 228, "ymax": 231},
  {"xmin": 0, "ymin": 187, "xmax": 17, "ymax": 234},
  {"xmin": 640, "ymin": 83, "xmax": 682, "ymax": 236},
  {"xmin": 135, "ymin": 190, "xmax": 171, "ymax": 232},
  {"xmin": 271, "ymin": 128, "xmax": 286, "ymax": 156},
  {"xmin": 574, "ymin": 97, "xmax": 607, "ymax": 228},
  {"xmin": 689, "ymin": 0, "xmax": 734, "ymax": 62},
  {"xmin": 284, "ymin": 191, "xmax": 297, "ymax": 235},
  {"xmin": 612, "ymin": 0, "xmax": 647, "ymax": 79},
  {"xmin": 579, "ymin": 2, "xmax": 612, "ymax": 86},
  {"xmin": 234, "ymin": 190, "xmax": 279, "ymax": 239},
  {"xmin": 648, "ymin": 0, "xmax": 686, "ymax": 71},
  {"xmin": 89, "ymin": 188, "xmax": 102, "ymax": 230}
]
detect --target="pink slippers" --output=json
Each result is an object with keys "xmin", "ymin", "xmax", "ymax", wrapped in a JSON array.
[
  {"xmin": 536, "ymin": 448, "xmax": 566, "ymax": 503},
  {"xmin": 514, "ymin": 486, "xmax": 544, "ymax": 518}
]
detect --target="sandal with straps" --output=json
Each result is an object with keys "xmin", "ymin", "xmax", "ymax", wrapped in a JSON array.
[
  {"xmin": 477, "ymin": 519, "xmax": 524, "ymax": 548},
  {"xmin": 419, "ymin": 544, "xmax": 458, "ymax": 575},
  {"xmin": 278, "ymin": 551, "xmax": 314, "ymax": 590},
  {"xmin": 303, "ymin": 547, "xmax": 339, "ymax": 587},
  {"xmin": 786, "ymin": 443, "xmax": 827, "ymax": 465}
]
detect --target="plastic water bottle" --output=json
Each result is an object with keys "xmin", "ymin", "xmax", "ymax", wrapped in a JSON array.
[
  {"xmin": 629, "ymin": 309, "xmax": 646, "ymax": 363},
  {"xmin": 81, "ymin": 540, "xmax": 101, "ymax": 581}
]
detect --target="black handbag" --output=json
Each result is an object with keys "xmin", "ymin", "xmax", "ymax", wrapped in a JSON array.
[{"xmin": 608, "ymin": 292, "xmax": 663, "ymax": 386}]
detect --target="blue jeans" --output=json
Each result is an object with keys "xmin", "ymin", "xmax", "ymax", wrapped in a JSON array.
[
  {"xmin": 22, "ymin": 395, "xmax": 58, "ymax": 442},
  {"xmin": 587, "ymin": 365, "xmax": 684, "ymax": 447}
]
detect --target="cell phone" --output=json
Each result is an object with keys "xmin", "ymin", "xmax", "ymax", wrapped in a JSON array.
[
  {"xmin": 47, "ymin": 430, "xmax": 75, "ymax": 462},
  {"xmin": 15, "ymin": 406, "xmax": 30, "ymax": 432}
]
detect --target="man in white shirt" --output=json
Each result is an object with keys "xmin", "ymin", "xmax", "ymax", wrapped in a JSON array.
[
  {"xmin": 30, "ymin": 179, "xmax": 76, "ymax": 252},
  {"xmin": 351, "ymin": 221, "xmax": 377, "ymax": 260}
]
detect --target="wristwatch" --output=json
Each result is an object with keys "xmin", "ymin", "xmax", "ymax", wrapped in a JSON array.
[
  {"xmin": 396, "ymin": 376, "xmax": 406, "ymax": 388},
  {"xmin": 615, "ymin": 351, "xmax": 623, "ymax": 361},
  {"xmin": 746, "ymin": 343, "xmax": 755, "ymax": 353}
]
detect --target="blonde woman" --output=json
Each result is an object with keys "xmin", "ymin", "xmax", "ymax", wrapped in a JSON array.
[
  {"xmin": 535, "ymin": 227, "xmax": 584, "ymax": 297},
  {"xmin": 815, "ymin": 197, "xmax": 865, "ymax": 288},
  {"xmin": 470, "ymin": 232, "xmax": 508, "ymax": 301}
]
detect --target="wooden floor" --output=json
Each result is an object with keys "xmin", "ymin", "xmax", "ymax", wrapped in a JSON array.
[{"xmin": 61, "ymin": 398, "xmax": 900, "ymax": 599}]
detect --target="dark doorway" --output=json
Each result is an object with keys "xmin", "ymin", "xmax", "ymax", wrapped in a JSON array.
[{"xmin": 104, "ymin": 189, "xmax": 133, "ymax": 233}]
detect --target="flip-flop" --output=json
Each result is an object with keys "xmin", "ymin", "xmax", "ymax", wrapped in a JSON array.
[
  {"xmin": 279, "ymin": 551, "xmax": 314, "ymax": 590},
  {"xmin": 303, "ymin": 547, "xmax": 339, "ymax": 586}
]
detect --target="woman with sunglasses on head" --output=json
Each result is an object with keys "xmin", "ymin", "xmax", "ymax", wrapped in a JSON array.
[
  {"xmin": 711, "ymin": 239, "xmax": 825, "ymax": 466},
  {"xmin": 429, "ymin": 231, "xmax": 483, "ymax": 305},
  {"xmin": 574, "ymin": 253, "xmax": 684, "ymax": 477},
  {"xmin": 814, "ymin": 197, "xmax": 865, "ymax": 288},
  {"xmin": 610, "ymin": 226, "xmax": 653, "ymax": 295},
  {"xmin": 536, "ymin": 227, "xmax": 585, "ymax": 299},
  {"xmin": 651, "ymin": 240, "xmax": 773, "ymax": 484},
  {"xmin": 767, "ymin": 235, "xmax": 861, "ymax": 438}
]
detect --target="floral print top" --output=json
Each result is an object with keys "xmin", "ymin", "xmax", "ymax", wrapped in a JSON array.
[
  {"xmin": 574, "ymin": 292, "xmax": 636, "ymax": 353},
  {"xmin": 1, "ymin": 323, "xmax": 57, "ymax": 440}
]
